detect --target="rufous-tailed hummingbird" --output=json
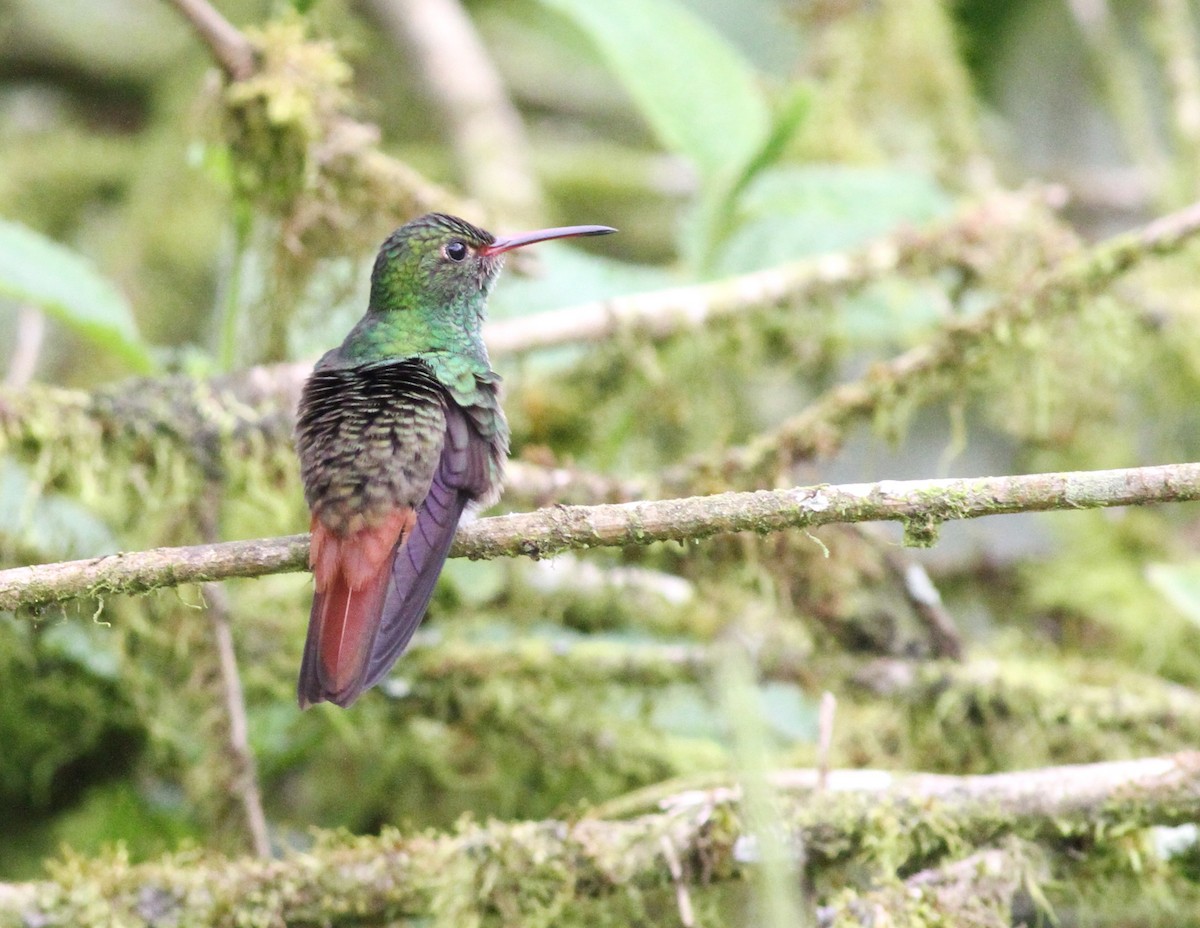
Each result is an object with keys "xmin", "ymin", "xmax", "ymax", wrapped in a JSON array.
[{"xmin": 295, "ymin": 213, "xmax": 616, "ymax": 708}]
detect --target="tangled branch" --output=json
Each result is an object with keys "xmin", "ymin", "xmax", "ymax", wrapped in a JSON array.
[
  {"xmin": 2, "ymin": 753, "xmax": 1196, "ymax": 926},
  {"xmin": 676, "ymin": 197, "xmax": 1200, "ymax": 488}
]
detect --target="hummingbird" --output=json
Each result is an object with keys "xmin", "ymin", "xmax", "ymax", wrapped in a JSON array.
[{"xmin": 295, "ymin": 212, "xmax": 616, "ymax": 708}]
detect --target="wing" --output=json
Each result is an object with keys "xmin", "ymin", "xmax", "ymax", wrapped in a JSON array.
[{"xmin": 360, "ymin": 399, "xmax": 503, "ymax": 692}]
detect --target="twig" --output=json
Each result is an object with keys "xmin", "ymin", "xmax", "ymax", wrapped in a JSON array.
[
  {"xmin": 4, "ymin": 305, "xmax": 44, "ymax": 388},
  {"xmin": 816, "ymin": 691, "xmax": 836, "ymax": 791},
  {"xmin": 2, "ymin": 461, "xmax": 1199, "ymax": 612},
  {"xmin": 197, "ymin": 487, "xmax": 271, "ymax": 858},
  {"xmin": 3, "ymin": 753, "xmax": 1197, "ymax": 925},
  {"xmin": 659, "ymin": 835, "xmax": 695, "ymax": 928},
  {"xmin": 358, "ymin": 0, "xmax": 545, "ymax": 225},
  {"xmin": 162, "ymin": 0, "xmax": 256, "ymax": 80},
  {"xmin": 874, "ymin": 529, "xmax": 963, "ymax": 659},
  {"xmin": 206, "ymin": 592, "xmax": 272, "ymax": 856}
]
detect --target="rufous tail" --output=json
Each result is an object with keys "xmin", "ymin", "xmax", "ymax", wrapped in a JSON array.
[{"xmin": 298, "ymin": 510, "xmax": 414, "ymax": 708}]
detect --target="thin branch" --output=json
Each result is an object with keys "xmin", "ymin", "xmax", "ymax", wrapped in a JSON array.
[
  {"xmin": 205, "ymin": 591, "xmax": 272, "ymax": 857},
  {"xmin": 163, "ymin": 0, "xmax": 256, "ymax": 80},
  {"xmin": 4, "ymin": 305, "xmax": 44, "ymax": 389},
  {"xmin": 874, "ymin": 526, "xmax": 963, "ymax": 659},
  {"xmin": 3, "ymin": 753, "xmax": 1197, "ymax": 925},
  {"xmin": 197, "ymin": 486, "xmax": 271, "ymax": 858},
  {"xmin": 484, "ymin": 187, "xmax": 1061, "ymax": 356},
  {"xmin": 816, "ymin": 691, "xmax": 836, "ymax": 791},
  {"xmin": 3, "ymin": 461, "xmax": 1199, "ymax": 612}
]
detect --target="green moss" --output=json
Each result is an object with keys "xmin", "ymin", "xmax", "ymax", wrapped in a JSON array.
[
  {"xmin": 0, "ymin": 618, "xmax": 144, "ymax": 817},
  {"xmin": 222, "ymin": 16, "xmax": 352, "ymax": 210},
  {"xmin": 902, "ymin": 514, "xmax": 941, "ymax": 547}
]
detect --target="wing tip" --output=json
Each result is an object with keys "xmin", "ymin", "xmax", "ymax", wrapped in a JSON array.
[
  {"xmin": 297, "ymin": 624, "xmax": 371, "ymax": 708},
  {"xmin": 297, "ymin": 682, "xmax": 364, "ymax": 710}
]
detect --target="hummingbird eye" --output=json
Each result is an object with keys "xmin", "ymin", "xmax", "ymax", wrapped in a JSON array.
[{"xmin": 444, "ymin": 240, "xmax": 469, "ymax": 262}]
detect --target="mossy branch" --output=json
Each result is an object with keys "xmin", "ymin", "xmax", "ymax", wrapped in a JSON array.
[
  {"xmin": 0, "ymin": 187, "xmax": 1075, "ymax": 517},
  {"xmin": 1, "ymin": 753, "xmax": 1196, "ymax": 927},
  {"xmin": 3, "ymin": 461, "xmax": 1199, "ymax": 612},
  {"xmin": 678, "ymin": 197, "xmax": 1200, "ymax": 487},
  {"xmin": 0, "ymin": 187, "xmax": 1061, "ymax": 459},
  {"xmin": 348, "ymin": 641, "xmax": 1200, "ymax": 778},
  {"xmin": 484, "ymin": 186, "xmax": 1061, "ymax": 356},
  {"xmin": 8, "ymin": 190, "xmax": 1197, "ymax": 509},
  {"xmin": 817, "ymin": 841, "xmax": 1038, "ymax": 927}
]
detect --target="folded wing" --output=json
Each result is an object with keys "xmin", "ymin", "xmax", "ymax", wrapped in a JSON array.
[{"xmin": 361, "ymin": 402, "xmax": 496, "ymax": 691}]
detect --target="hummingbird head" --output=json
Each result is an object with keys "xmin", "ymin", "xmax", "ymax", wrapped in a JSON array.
[{"xmin": 368, "ymin": 213, "xmax": 616, "ymax": 316}]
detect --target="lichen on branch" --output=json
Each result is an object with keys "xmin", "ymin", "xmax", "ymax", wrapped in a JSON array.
[{"xmin": 2, "ymin": 461, "xmax": 1199, "ymax": 612}]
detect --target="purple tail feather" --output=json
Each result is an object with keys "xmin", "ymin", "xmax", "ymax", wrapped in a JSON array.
[{"xmin": 361, "ymin": 403, "xmax": 493, "ymax": 693}]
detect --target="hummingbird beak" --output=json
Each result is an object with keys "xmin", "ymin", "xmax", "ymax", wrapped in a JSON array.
[{"xmin": 479, "ymin": 224, "xmax": 617, "ymax": 257}]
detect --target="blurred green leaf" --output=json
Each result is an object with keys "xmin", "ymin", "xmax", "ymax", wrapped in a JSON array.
[
  {"xmin": 649, "ymin": 682, "xmax": 724, "ymax": 739},
  {"xmin": 714, "ymin": 165, "xmax": 953, "ymax": 275},
  {"xmin": 540, "ymin": 0, "xmax": 769, "ymax": 183},
  {"xmin": 757, "ymin": 681, "xmax": 818, "ymax": 742},
  {"xmin": 732, "ymin": 85, "xmax": 813, "ymax": 204},
  {"xmin": 0, "ymin": 218, "xmax": 155, "ymax": 373},
  {"xmin": 40, "ymin": 622, "xmax": 121, "ymax": 680},
  {"xmin": 680, "ymin": 86, "xmax": 814, "ymax": 271},
  {"xmin": 0, "ymin": 780, "xmax": 193, "ymax": 880}
]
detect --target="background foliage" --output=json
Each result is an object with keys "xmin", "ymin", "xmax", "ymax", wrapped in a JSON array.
[{"xmin": 5, "ymin": 0, "xmax": 1200, "ymax": 924}]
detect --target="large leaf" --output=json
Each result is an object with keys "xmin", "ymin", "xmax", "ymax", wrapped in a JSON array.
[
  {"xmin": 540, "ymin": 0, "xmax": 769, "ymax": 184},
  {"xmin": 713, "ymin": 165, "xmax": 954, "ymax": 275},
  {"xmin": 681, "ymin": 85, "xmax": 814, "ymax": 271},
  {"xmin": 0, "ymin": 219, "xmax": 155, "ymax": 373}
]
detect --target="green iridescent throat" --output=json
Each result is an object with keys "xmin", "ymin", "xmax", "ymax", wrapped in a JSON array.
[{"xmin": 337, "ymin": 262, "xmax": 495, "ymax": 397}]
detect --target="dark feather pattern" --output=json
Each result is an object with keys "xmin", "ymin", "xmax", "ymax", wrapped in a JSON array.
[
  {"xmin": 295, "ymin": 359, "xmax": 448, "ymax": 535},
  {"xmin": 296, "ymin": 356, "xmax": 506, "ymax": 707}
]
